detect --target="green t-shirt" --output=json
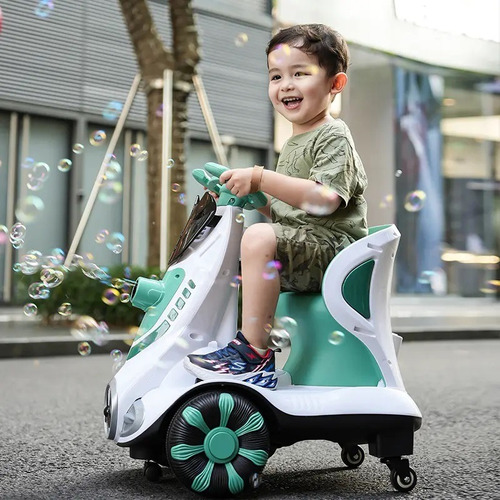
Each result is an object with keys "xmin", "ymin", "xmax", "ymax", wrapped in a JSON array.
[{"xmin": 270, "ymin": 120, "xmax": 368, "ymax": 249}]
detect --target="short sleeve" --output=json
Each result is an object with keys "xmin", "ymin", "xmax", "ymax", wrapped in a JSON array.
[{"xmin": 309, "ymin": 132, "xmax": 359, "ymax": 208}]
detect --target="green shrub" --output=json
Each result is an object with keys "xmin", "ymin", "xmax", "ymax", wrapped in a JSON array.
[{"xmin": 14, "ymin": 264, "xmax": 161, "ymax": 326}]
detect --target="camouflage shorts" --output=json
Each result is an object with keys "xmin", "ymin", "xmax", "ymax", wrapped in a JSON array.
[{"xmin": 270, "ymin": 223, "xmax": 338, "ymax": 293}]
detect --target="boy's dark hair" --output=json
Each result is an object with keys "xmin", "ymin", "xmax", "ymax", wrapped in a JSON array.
[{"xmin": 266, "ymin": 24, "xmax": 350, "ymax": 77}]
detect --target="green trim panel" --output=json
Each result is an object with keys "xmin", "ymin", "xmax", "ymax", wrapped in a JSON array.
[
  {"xmin": 278, "ymin": 293, "xmax": 383, "ymax": 387},
  {"xmin": 342, "ymin": 259, "xmax": 374, "ymax": 319}
]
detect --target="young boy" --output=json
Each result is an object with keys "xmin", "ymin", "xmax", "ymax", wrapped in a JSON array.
[{"xmin": 184, "ymin": 24, "xmax": 368, "ymax": 387}]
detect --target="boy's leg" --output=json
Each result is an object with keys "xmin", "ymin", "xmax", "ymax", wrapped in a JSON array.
[{"xmin": 240, "ymin": 223, "xmax": 280, "ymax": 349}]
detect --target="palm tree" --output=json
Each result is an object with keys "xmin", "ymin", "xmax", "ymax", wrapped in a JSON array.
[{"xmin": 118, "ymin": 0, "xmax": 200, "ymax": 266}]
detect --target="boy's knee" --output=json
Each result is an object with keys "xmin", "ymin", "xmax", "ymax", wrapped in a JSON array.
[{"xmin": 241, "ymin": 224, "xmax": 276, "ymax": 258}]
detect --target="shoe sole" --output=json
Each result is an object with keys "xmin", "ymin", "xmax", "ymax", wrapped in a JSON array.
[{"xmin": 183, "ymin": 357, "xmax": 279, "ymax": 390}]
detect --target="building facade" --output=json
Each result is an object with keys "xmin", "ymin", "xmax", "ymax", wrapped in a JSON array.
[{"xmin": 0, "ymin": 0, "xmax": 274, "ymax": 302}]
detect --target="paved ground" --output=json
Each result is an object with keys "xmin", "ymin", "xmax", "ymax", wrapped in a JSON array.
[{"xmin": 0, "ymin": 339, "xmax": 499, "ymax": 499}]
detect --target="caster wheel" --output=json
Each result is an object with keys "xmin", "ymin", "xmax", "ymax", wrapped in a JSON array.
[
  {"xmin": 390, "ymin": 467, "xmax": 417, "ymax": 492},
  {"xmin": 167, "ymin": 391, "xmax": 270, "ymax": 497},
  {"xmin": 143, "ymin": 461, "xmax": 162, "ymax": 482},
  {"xmin": 341, "ymin": 445, "xmax": 365, "ymax": 468}
]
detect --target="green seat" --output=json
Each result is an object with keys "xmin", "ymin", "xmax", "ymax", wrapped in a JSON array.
[{"xmin": 276, "ymin": 226, "xmax": 391, "ymax": 387}]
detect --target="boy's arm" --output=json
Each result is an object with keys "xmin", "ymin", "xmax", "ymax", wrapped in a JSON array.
[{"xmin": 260, "ymin": 170, "xmax": 341, "ymax": 215}]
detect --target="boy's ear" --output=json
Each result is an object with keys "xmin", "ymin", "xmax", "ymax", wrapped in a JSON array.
[{"xmin": 330, "ymin": 72, "xmax": 348, "ymax": 95}]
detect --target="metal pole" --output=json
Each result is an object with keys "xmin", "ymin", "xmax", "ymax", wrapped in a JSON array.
[
  {"xmin": 193, "ymin": 74, "xmax": 229, "ymax": 166},
  {"xmin": 64, "ymin": 73, "xmax": 142, "ymax": 269},
  {"xmin": 3, "ymin": 113, "xmax": 19, "ymax": 302},
  {"xmin": 160, "ymin": 69, "xmax": 173, "ymax": 270}
]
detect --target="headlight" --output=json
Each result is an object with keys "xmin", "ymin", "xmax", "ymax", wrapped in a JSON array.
[{"xmin": 121, "ymin": 399, "xmax": 145, "ymax": 437}]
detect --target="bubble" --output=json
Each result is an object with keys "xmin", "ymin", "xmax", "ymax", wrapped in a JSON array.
[
  {"xmin": 12, "ymin": 263, "xmax": 22, "ymax": 272},
  {"xmin": 102, "ymin": 101, "xmax": 123, "ymax": 121},
  {"xmin": 34, "ymin": 0, "xmax": 54, "ymax": 18},
  {"xmin": 72, "ymin": 316, "xmax": 109, "ymax": 346},
  {"xmin": 21, "ymin": 250, "xmax": 43, "ymax": 274},
  {"xmin": 262, "ymin": 260, "xmax": 282, "ymax": 280},
  {"xmin": 28, "ymin": 282, "xmax": 50, "ymax": 300},
  {"xmin": 275, "ymin": 316, "xmax": 298, "ymax": 337},
  {"xmin": 70, "ymin": 145, "xmax": 85, "ymax": 159},
  {"xmin": 395, "ymin": 169, "xmax": 403, "ymax": 178},
  {"xmin": 89, "ymin": 130, "xmax": 107, "ymax": 147},
  {"xmin": 40, "ymin": 268, "xmax": 65, "ymax": 288},
  {"xmin": 328, "ymin": 330, "xmax": 345, "ymax": 345},
  {"xmin": 58, "ymin": 302, "xmax": 72, "ymax": 316},
  {"xmin": 156, "ymin": 104, "xmax": 164, "ymax": 118},
  {"xmin": 12, "ymin": 239, "xmax": 24, "ymax": 250},
  {"xmin": 263, "ymin": 323, "xmax": 273, "ymax": 334},
  {"xmin": 149, "ymin": 274, "xmax": 159, "ymax": 280},
  {"xmin": 137, "ymin": 150, "xmax": 149, "ymax": 162},
  {"xmin": 300, "ymin": 184, "xmax": 338, "ymax": 215},
  {"xmin": 0, "ymin": 225, "xmax": 8, "ymax": 245},
  {"xmin": 124, "ymin": 266, "xmax": 131, "ymax": 279},
  {"xmin": 102, "ymin": 287, "xmax": 120, "ymax": 306},
  {"xmin": 305, "ymin": 64, "xmax": 320, "ymax": 75},
  {"xmin": 404, "ymin": 190, "xmax": 426, "ymax": 212},
  {"xmin": 103, "ymin": 158, "xmax": 122, "ymax": 180},
  {"xmin": 230, "ymin": 275, "xmax": 242, "ymax": 288},
  {"xmin": 50, "ymin": 248, "xmax": 65, "ymax": 264},
  {"xmin": 23, "ymin": 303, "xmax": 38, "ymax": 317},
  {"xmin": 130, "ymin": 144, "xmax": 141, "ymax": 157},
  {"xmin": 106, "ymin": 232, "xmax": 125, "ymax": 254},
  {"xmin": 95, "ymin": 229, "xmax": 109, "ymax": 244},
  {"xmin": 171, "ymin": 183, "xmax": 181, "ymax": 193},
  {"xmin": 26, "ymin": 177, "xmax": 44, "ymax": 191},
  {"xmin": 57, "ymin": 158, "xmax": 72, "ymax": 172},
  {"xmin": 166, "ymin": 158, "xmax": 175, "ymax": 168},
  {"xmin": 235, "ymin": 213, "xmax": 245, "ymax": 224},
  {"xmin": 98, "ymin": 180, "xmax": 123, "ymax": 204},
  {"xmin": 21, "ymin": 157, "xmax": 35, "ymax": 169},
  {"xmin": 77, "ymin": 341, "xmax": 91, "ymax": 356},
  {"xmin": 480, "ymin": 280, "xmax": 500, "ymax": 294},
  {"xmin": 30, "ymin": 162, "xmax": 50, "ymax": 182},
  {"xmin": 10, "ymin": 222, "xmax": 26, "ymax": 241},
  {"xmin": 110, "ymin": 349, "xmax": 123, "ymax": 362},
  {"xmin": 120, "ymin": 292, "xmax": 130, "ymax": 303},
  {"xmin": 269, "ymin": 328, "xmax": 290, "ymax": 349},
  {"xmin": 15, "ymin": 196, "xmax": 45, "ymax": 223},
  {"xmin": 111, "ymin": 277, "xmax": 125, "ymax": 289},
  {"xmin": 235, "ymin": 32, "xmax": 249, "ymax": 47},
  {"xmin": 268, "ymin": 43, "xmax": 291, "ymax": 65},
  {"xmin": 379, "ymin": 194, "xmax": 393, "ymax": 209},
  {"xmin": 177, "ymin": 193, "xmax": 186, "ymax": 205}
]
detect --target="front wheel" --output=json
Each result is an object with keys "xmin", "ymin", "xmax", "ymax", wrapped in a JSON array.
[{"xmin": 166, "ymin": 391, "xmax": 270, "ymax": 497}]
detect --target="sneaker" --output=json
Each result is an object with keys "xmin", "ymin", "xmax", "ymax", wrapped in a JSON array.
[{"xmin": 184, "ymin": 331, "xmax": 278, "ymax": 389}]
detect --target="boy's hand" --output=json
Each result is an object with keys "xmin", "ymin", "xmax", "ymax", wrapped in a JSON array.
[{"xmin": 219, "ymin": 168, "xmax": 254, "ymax": 197}]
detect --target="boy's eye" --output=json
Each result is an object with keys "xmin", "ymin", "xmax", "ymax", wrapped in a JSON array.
[
  {"xmin": 295, "ymin": 71, "xmax": 308, "ymax": 77},
  {"xmin": 270, "ymin": 74, "xmax": 281, "ymax": 81}
]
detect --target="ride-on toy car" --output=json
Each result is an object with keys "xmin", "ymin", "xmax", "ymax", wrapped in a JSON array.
[{"xmin": 104, "ymin": 162, "xmax": 422, "ymax": 496}]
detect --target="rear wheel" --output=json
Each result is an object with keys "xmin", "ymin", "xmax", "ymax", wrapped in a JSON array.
[
  {"xmin": 341, "ymin": 445, "xmax": 365, "ymax": 468},
  {"xmin": 166, "ymin": 391, "xmax": 270, "ymax": 497}
]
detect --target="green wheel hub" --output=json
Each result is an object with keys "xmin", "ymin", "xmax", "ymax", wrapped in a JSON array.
[{"xmin": 203, "ymin": 427, "xmax": 239, "ymax": 464}]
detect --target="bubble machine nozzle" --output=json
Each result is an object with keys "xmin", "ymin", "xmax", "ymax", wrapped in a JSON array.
[{"xmin": 130, "ymin": 277, "xmax": 165, "ymax": 311}]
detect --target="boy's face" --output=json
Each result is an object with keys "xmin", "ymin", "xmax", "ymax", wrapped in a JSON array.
[{"xmin": 268, "ymin": 45, "xmax": 344, "ymax": 135}]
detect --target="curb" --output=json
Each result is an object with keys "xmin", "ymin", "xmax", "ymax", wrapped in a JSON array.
[{"xmin": 0, "ymin": 330, "xmax": 498, "ymax": 359}]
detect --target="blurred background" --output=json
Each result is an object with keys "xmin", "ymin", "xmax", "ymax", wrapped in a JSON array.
[{"xmin": 0, "ymin": 0, "xmax": 498, "ymax": 326}]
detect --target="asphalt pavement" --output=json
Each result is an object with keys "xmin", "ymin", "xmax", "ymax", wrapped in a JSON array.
[{"xmin": 0, "ymin": 340, "xmax": 499, "ymax": 499}]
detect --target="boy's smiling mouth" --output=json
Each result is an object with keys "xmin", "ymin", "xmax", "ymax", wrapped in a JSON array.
[{"xmin": 282, "ymin": 96, "xmax": 303, "ymax": 109}]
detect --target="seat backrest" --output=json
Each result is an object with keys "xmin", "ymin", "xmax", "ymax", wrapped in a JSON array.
[{"xmin": 321, "ymin": 224, "xmax": 404, "ymax": 388}]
